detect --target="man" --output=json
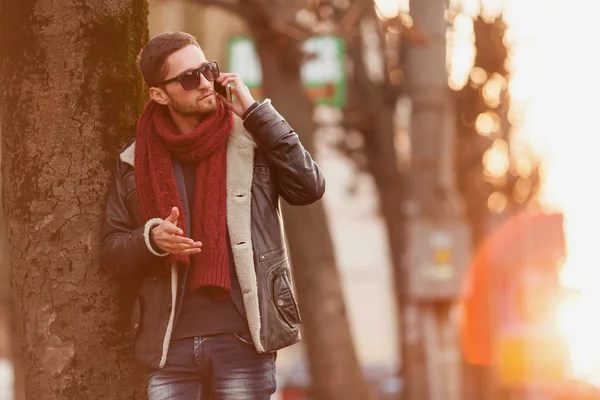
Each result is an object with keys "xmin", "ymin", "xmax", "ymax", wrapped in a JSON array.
[{"xmin": 100, "ymin": 31, "xmax": 325, "ymax": 399}]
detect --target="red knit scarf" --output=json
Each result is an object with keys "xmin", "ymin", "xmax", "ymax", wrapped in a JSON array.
[{"xmin": 134, "ymin": 100, "xmax": 234, "ymax": 298}]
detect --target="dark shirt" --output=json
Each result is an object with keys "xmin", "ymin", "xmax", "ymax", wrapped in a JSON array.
[{"xmin": 171, "ymin": 161, "xmax": 249, "ymax": 340}]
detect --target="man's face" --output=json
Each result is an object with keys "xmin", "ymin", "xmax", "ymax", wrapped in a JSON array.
[{"xmin": 160, "ymin": 45, "xmax": 217, "ymax": 117}]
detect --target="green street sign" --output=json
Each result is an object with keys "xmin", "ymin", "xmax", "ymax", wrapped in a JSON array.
[{"xmin": 227, "ymin": 35, "xmax": 346, "ymax": 108}]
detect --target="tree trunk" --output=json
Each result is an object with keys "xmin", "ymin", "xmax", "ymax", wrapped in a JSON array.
[
  {"xmin": 344, "ymin": 8, "xmax": 414, "ymax": 394},
  {"xmin": 249, "ymin": 26, "xmax": 372, "ymax": 400},
  {"xmin": 0, "ymin": 1, "xmax": 148, "ymax": 398},
  {"xmin": 345, "ymin": 8, "xmax": 439, "ymax": 399},
  {"xmin": 455, "ymin": 15, "xmax": 511, "ymax": 249}
]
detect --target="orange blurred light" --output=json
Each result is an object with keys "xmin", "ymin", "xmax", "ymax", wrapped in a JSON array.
[{"xmin": 449, "ymin": 0, "xmax": 600, "ymax": 385}]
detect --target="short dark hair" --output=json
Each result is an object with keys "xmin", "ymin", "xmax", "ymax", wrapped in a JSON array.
[{"xmin": 137, "ymin": 31, "xmax": 200, "ymax": 87}]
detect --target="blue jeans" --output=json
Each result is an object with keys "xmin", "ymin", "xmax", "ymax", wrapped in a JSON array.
[{"xmin": 147, "ymin": 333, "xmax": 277, "ymax": 400}]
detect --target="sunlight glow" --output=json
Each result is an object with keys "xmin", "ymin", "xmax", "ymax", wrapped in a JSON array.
[
  {"xmin": 375, "ymin": 0, "xmax": 409, "ymax": 18},
  {"xmin": 447, "ymin": 14, "xmax": 475, "ymax": 90},
  {"xmin": 482, "ymin": 74, "xmax": 505, "ymax": 108},
  {"xmin": 503, "ymin": 0, "xmax": 600, "ymax": 382},
  {"xmin": 488, "ymin": 191, "xmax": 508, "ymax": 214},
  {"xmin": 483, "ymin": 139, "xmax": 509, "ymax": 178},
  {"xmin": 380, "ymin": 0, "xmax": 600, "ymax": 384},
  {"xmin": 447, "ymin": 0, "xmax": 600, "ymax": 384},
  {"xmin": 475, "ymin": 111, "xmax": 499, "ymax": 136}
]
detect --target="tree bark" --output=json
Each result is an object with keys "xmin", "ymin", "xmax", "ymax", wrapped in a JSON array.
[
  {"xmin": 249, "ymin": 25, "xmax": 372, "ymax": 400},
  {"xmin": 0, "ymin": 1, "xmax": 148, "ymax": 398}
]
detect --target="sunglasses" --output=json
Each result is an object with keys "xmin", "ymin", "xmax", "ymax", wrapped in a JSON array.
[{"xmin": 155, "ymin": 61, "xmax": 220, "ymax": 91}]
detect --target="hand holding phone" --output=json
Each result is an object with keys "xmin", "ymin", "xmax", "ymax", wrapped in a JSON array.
[
  {"xmin": 215, "ymin": 82, "xmax": 233, "ymax": 102},
  {"xmin": 215, "ymin": 72, "xmax": 255, "ymax": 118}
]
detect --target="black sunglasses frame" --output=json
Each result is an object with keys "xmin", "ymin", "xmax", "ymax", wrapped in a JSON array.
[{"xmin": 155, "ymin": 61, "xmax": 220, "ymax": 91}]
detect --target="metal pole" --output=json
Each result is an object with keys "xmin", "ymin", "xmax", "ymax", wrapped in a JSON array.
[{"xmin": 404, "ymin": 0, "xmax": 460, "ymax": 398}]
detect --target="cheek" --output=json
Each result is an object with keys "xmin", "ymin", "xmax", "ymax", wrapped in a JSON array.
[
  {"xmin": 165, "ymin": 86, "xmax": 187, "ymax": 103},
  {"xmin": 174, "ymin": 91, "xmax": 197, "ymax": 103}
]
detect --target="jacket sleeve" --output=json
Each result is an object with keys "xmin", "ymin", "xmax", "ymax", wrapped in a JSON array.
[
  {"xmin": 99, "ymin": 153, "xmax": 167, "ymax": 280},
  {"xmin": 243, "ymin": 100, "xmax": 326, "ymax": 206}
]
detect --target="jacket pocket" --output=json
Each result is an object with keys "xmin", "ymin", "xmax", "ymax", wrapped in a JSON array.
[
  {"xmin": 272, "ymin": 269, "xmax": 302, "ymax": 328},
  {"xmin": 129, "ymin": 295, "xmax": 142, "ymax": 352},
  {"xmin": 254, "ymin": 163, "xmax": 271, "ymax": 176},
  {"xmin": 252, "ymin": 154, "xmax": 278, "ymax": 205},
  {"xmin": 259, "ymin": 245, "xmax": 285, "ymax": 263},
  {"xmin": 133, "ymin": 275, "xmax": 172, "ymax": 369}
]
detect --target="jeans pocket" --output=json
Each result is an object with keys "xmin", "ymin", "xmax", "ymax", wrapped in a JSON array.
[{"xmin": 233, "ymin": 332, "xmax": 255, "ymax": 347}]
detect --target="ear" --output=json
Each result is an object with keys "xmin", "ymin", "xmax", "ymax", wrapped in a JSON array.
[{"xmin": 149, "ymin": 86, "xmax": 169, "ymax": 106}]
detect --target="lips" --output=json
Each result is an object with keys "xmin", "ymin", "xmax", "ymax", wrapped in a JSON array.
[{"xmin": 199, "ymin": 92, "xmax": 214, "ymax": 101}]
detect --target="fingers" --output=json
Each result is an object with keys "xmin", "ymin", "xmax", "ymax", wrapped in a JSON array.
[
  {"xmin": 165, "ymin": 242, "xmax": 202, "ymax": 255},
  {"xmin": 216, "ymin": 73, "xmax": 244, "ymax": 88},
  {"xmin": 216, "ymin": 72, "xmax": 237, "ymax": 82},
  {"xmin": 155, "ymin": 229, "xmax": 201, "ymax": 246},
  {"xmin": 178, "ymin": 247, "xmax": 203, "ymax": 255},
  {"xmin": 162, "ymin": 223, "xmax": 184, "ymax": 236},
  {"xmin": 164, "ymin": 247, "xmax": 202, "ymax": 255},
  {"xmin": 168, "ymin": 242, "xmax": 202, "ymax": 251},
  {"xmin": 158, "ymin": 239, "xmax": 203, "ymax": 255},
  {"xmin": 164, "ymin": 234, "xmax": 196, "ymax": 245},
  {"xmin": 166, "ymin": 207, "xmax": 179, "ymax": 225},
  {"xmin": 217, "ymin": 93, "xmax": 234, "ymax": 108},
  {"xmin": 222, "ymin": 77, "xmax": 244, "ymax": 88}
]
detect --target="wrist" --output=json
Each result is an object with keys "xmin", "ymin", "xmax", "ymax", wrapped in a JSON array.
[
  {"xmin": 240, "ymin": 97, "xmax": 256, "ymax": 115},
  {"xmin": 149, "ymin": 227, "xmax": 161, "ymax": 250},
  {"xmin": 143, "ymin": 218, "xmax": 169, "ymax": 257},
  {"xmin": 242, "ymin": 101, "xmax": 259, "ymax": 120}
]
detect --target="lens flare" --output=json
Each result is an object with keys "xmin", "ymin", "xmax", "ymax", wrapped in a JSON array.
[{"xmin": 446, "ymin": 0, "xmax": 600, "ymax": 384}]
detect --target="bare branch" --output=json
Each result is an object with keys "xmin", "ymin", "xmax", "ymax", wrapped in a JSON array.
[
  {"xmin": 270, "ymin": 19, "xmax": 313, "ymax": 41},
  {"xmin": 339, "ymin": 0, "xmax": 372, "ymax": 33},
  {"xmin": 381, "ymin": 14, "xmax": 428, "ymax": 44},
  {"xmin": 250, "ymin": 0, "xmax": 317, "ymax": 40},
  {"xmin": 189, "ymin": 0, "xmax": 252, "ymax": 18},
  {"xmin": 193, "ymin": 0, "xmax": 308, "ymax": 41}
]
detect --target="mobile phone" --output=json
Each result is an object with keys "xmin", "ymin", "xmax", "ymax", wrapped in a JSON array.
[{"xmin": 215, "ymin": 83, "xmax": 233, "ymax": 101}]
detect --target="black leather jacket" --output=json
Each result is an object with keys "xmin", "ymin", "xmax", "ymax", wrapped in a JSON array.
[{"xmin": 100, "ymin": 101, "xmax": 325, "ymax": 369}]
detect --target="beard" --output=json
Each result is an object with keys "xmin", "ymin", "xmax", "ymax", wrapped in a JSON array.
[{"xmin": 169, "ymin": 92, "xmax": 218, "ymax": 118}]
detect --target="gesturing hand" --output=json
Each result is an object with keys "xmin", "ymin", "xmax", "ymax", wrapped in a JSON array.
[{"xmin": 151, "ymin": 207, "xmax": 202, "ymax": 255}]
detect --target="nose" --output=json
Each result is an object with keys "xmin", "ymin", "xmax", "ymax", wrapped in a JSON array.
[{"xmin": 198, "ymin": 73, "xmax": 211, "ymax": 90}]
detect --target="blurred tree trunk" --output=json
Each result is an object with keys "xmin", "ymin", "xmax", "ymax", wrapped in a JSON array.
[
  {"xmin": 454, "ymin": 14, "xmax": 539, "ymax": 244},
  {"xmin": 455, "ymin": 16, "xmax": 511, "ymax": 249},
  {"xmin": 343, "ymin": 1, "xmax": 412, "ymax": 394},
  {"xmin": 248, "ymin": 23, "xmax": 372, "ymax": 400},
  {"xmin": 454, "ymin": 25, "xmax": 506, "ymax": 399},
  {"xmin": 0, "ymin": 1, "xmax": 148, "ymax": 399}
]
